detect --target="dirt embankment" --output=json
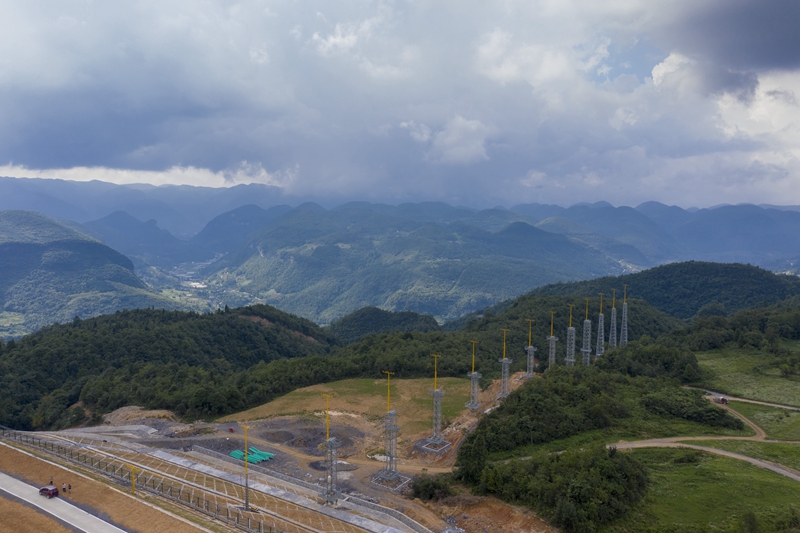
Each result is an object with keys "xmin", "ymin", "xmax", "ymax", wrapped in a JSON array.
[{"xmin": 0, "ymin": 443, "xmax": 209, "ymax": 533}]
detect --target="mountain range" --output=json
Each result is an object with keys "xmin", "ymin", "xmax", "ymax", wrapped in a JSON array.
[{"xmin": 3, "ymin": 175, "xmax": 800, "ymax": 331}]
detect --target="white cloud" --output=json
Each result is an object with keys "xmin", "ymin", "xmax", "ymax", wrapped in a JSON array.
[
  {"xmin": 0, "ymin": 162, "xmax": 297, "ymax": 189},
  {"xmin": 400, "ymin": 121, "xmax": 432, "ymax": 142},
  {"xmin": 428, "ymin": 116, "xmax": 491, "ymax": 165},
  {"xmin": 651, "ymin": 53, "xmax": 694, "ymax": 86},
  {"xmin": 0, "ymin": 1, "xmax": 799, "ymax": 208}
]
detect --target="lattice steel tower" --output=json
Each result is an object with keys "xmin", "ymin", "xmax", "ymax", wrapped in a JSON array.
[
  {"xmin": 466, "ymin": 340, "xmax": 481, "ymax": 411},
  {"xmin": 620, "ymin": 284, "xmax": 629, "ymax": 347},
  {"xmin": 547, "ymin": 311, "xmax": 558, "ymax": 369},
  {"xmin": 609, "ymin": 288, "xmax": 618, "ymax": 348},
  {"xmin": 320, "ymin": 394, "xmax": 341, "ymax": 504},
  {"xmin": 377, "ymin": 371, "xmax": 399, "ymax": 482},
  {"xmin": 596, "ymin": 293, "xmax": 605, "ymax": 358},
  {"xmin": 582, "ymin": 298, "xmax": 592, "ymax": 366},
  {"xmin": 524, "ymin": 319, "xmax": 537, "ymax": 378},
  {"xmin": 565, "ymin": 304, "xmax": 576, "ymax": 366},
  {"xmin": 498, "ymin": 329, "xmax": 512, "ymax": 399},
  {"xmin": 429, "ymin": 354, "xmax": 446, "ymax": 445}
]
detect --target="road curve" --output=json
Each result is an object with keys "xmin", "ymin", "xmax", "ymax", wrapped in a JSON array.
[{"xmin": 614, "ymin": 440, "xmax": 800, "ymax": 482}]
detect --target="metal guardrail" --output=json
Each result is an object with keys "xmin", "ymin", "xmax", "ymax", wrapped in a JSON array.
[
  {"xmin": 0, "ymin": 429, "xmax": 286, "ymax": 533},
  {"xmin": 193, "ymin": 446, "xmax": 433, "ymax": 533}
]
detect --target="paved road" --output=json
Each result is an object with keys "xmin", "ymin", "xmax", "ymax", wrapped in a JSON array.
[{"xmin": 0, "ymin": 472, "xmax": 128, "ymax": 533}]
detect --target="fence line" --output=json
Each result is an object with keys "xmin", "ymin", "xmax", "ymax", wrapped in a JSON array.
[
  {"xmin": 0, "ymin": 429, "xmax": 286, "ymax": 533},
  {"xmin": 193, "ymin": 446, "xmax": 433, "ymax": 533}
]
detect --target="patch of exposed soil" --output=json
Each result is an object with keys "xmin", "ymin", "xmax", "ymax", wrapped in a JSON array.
[
  {"xmin": 432, "ymin": 494, "xmax": 557, "ymax": 533},
  {"xmin": 258, "ymin": 418, "xmax": 364, "ymax": 458},
  {"xmin": 103, "ymin": 406, "xmax": 178, "ymax": 426}
]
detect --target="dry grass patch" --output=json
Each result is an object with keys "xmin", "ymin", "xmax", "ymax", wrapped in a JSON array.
[{"xmin": 220, "ymin": 377, "xmax": 471, "ymax": 435}]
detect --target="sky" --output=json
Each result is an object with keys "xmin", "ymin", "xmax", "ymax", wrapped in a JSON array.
[{"xmin": 1, "ymin": 0, "xmax": 799, "ymax": 208}]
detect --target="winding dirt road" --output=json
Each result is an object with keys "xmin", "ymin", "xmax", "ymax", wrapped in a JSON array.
[{"xmin": 613, "ymin": 395, "xmax": 800, "ymax": 482}]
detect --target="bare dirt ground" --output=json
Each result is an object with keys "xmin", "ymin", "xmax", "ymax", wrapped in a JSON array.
[
  {"xmin": 40, "ymin": 372, "xmax": 546, "ymax": 533},
  {"xmin": 431, "ymin": 495, "xmax": 557, "ymax": 533},
  {"xmin": 0, "ymin": 443, "xmax": 213, "ymax": 533},
  {"xmin": 0, "ymin": 493, "xmax": 74, "ymax": 533}
]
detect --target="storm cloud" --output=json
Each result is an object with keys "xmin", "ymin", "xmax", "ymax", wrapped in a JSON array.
[{"xmin": 0, "ymin": 0, "xmax": 798, "ymax": 208}]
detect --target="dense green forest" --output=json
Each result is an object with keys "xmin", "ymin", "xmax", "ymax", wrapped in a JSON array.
[
  {"xmin": 449, "ymin": 342, "xmax": 743, "ymax": 532},
  {"xmin": 0, "ymin": 293, "xmax": 677, "ymax": 430},
  {"xmin": 326, "ymin": 307, "xmax": 440, "ymax": 344},
  {"xmin": 527, "ymin": 262, "xmax": 800, "ymax": 319}
]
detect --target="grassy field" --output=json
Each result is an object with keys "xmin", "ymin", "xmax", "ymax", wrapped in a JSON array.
[
  {"xmin": 726, "ymin": 401, "xmax": 800, "ymax": 440},
  {"xmin": 696, "ymin": 348, "xmax": 800, "ymax": 407},
  {"xmin": 603, "ymin": 448, "xmax": 800, "ymax": 532},
  {"xmin": 488, "ymin": 415, "xmax": 754, "ymax": 460},
  {"xmin": 219, "ymin": 377, "xmax": 471, "ymax": 435},
  {"xmin": 679, "ymin": 440, "xmax": 800, "ymax": 472}
]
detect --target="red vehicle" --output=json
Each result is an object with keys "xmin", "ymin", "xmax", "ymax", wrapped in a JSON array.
[{"xmin": 39, "ymin": 485, "xmax": 59, "ymax": 498}]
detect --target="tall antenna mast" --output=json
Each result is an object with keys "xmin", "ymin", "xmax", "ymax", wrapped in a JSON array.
[
  {"xmin": 466, "ymin": 340, "xmax": 481, "ymax": 410},
  {"xmin": 382, "ymin": 370, "xmax": 394, "ymax": 412}
]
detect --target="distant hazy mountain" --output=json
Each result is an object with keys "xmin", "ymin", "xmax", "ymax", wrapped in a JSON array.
[
  {"xmin": 534, "ymin": 216, "xmax": 653, "ymax": 268},
  {"xmin": 513, "ymin": 203, "xmax": 685, "ymax": 263},
  {"xmin": 202, "ymin": 203, "xmax": 627, "ymax": 323},
  {"xmin": 191, "ymin": 204, "xmax": 293, "ymax": 254},
  {"xmin": 0, "ymin": 177, "xmax": 288, "ymax": 237},
  {"xmin": 83, "ymin": 211, "xmax": 212, "ymax": 267},
  {"xmin": 0, "ymin": 210, "xmax": 185, "ymax": 337}
]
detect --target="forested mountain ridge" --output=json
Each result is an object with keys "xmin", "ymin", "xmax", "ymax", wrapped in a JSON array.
[
  {"xmin": 0, "ymin": 305, "xmax": 340, "ymax": 430},
  {"xmin": 0, "ymin": 285, "xmax": 680, "ymax": 431},
  {"xmin": 0, "ymin": 210, "xmax": 185, "ymax": 337},
  {"xmin": 526, "ymin": 261, "xmax": 800, "ymax": 319},
  {"xmin": 201, "ymin": 204, "xmax": 628, "ymax": 323}
]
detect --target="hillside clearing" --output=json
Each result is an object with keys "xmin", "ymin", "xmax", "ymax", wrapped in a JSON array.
[
  {"xmin": 219, "ymin": 377, "xmax": 472, "ymax": 435},
  {"xmin": 697, "ymin": 349, "xmax": 800, "ymax": 407}
]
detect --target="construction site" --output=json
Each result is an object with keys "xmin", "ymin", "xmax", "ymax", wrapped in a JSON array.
[{"xmin": 0, "ymin": 293, "xmax": 629, "ymax": 533}]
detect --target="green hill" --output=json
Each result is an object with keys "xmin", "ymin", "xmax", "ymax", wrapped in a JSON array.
[
  {"xmin": 0, "ymin": 305, "xmax": 339, "ymax": 430},
  {"xmin": 203, "ymin": 204, "xmax": 628, "ymax": 323},
  {"xmin": 327, "ymin": 306, "xmax": 440, "ymax": 344},
  {"xmin": 0, "ymin": 210, "xmax": 188, "ymax": 337},
  {"xmin": 526, "ymin": 261, "xmax": 800, "ymax": 319}
]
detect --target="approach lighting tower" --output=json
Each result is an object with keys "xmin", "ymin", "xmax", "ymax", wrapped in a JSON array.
[
  {"xmin": 547, "ymin": 312, "xmax": 558, "ymax": 369},
  {"xmin": 498, "ymin": 329, "xmax": 512, "ymax": 399},
  {"xmin": 429, "ymin": 354, "xmax": 446, "ymax": 445},
  {"xmin": 565, "ymin": 305, "xmax": 576, "ymax": 366},
  {"xmin": 466, "ymin": 340, "xmax": 481, "ymax": 411},
  {"xmin": 620, "ymin": 285, "xmax": 629, "ymax": 347},
  {"xmin": 609, "ymin": 289, "xmax": 618, "ymax": 348},
  {"xmin": 581, "ymin": 299, "xmax": 592, "ymax": 366},
  {"xmin": 377, "ymin": 370, "xmax": 399, "ymax": 482},
  {"xmin": 320, "ymin": 394, "xmax": 340, "ymax": 504},
  {"xmin": 596, "ymin": 293, "xmax": 605, "ymax": 358},
  {"xmin": 524, "ymin": 319, "xmax": 537, "ymax": 378}
]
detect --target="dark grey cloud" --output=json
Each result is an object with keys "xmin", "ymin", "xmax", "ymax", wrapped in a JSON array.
[
  {"xmin": 664, "ymin": 0, "xmax": 800, "ymax": 72},
  {"xmin": 0, "ymin": 1, "xmax": 799, "ymax": 208}
]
